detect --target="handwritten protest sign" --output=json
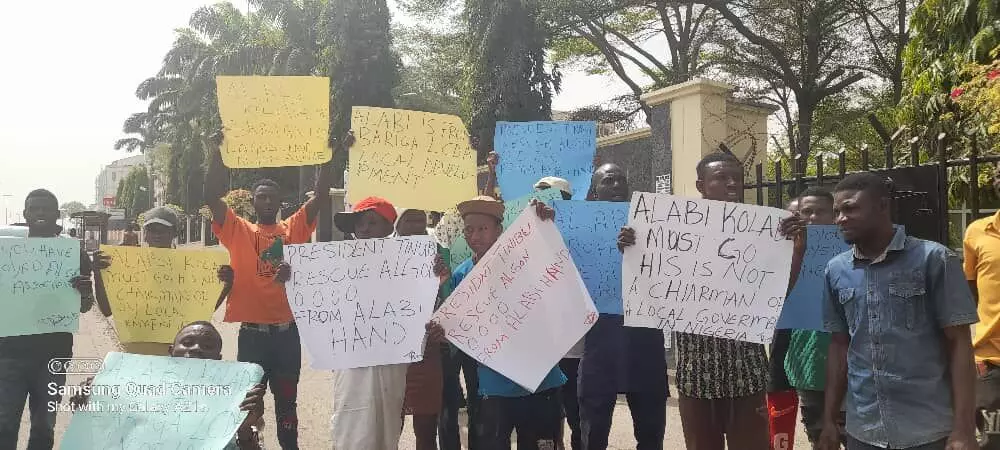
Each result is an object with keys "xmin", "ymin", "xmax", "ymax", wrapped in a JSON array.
[
  {"xmin": 349, "ymin": 107, "xmax": 477, "ymax": 211},
  {"xmin": 62, "ymin": 352, "xmax": 263, "ymax": 449},
  {"xmin": 216, "ymin": 76, "xmax": 330, "ymax": 168},
  {"xmin": 777, "ymin": 225, "xmax": 852, "ymax": 331},
  {"xmin": 432, "ymin": 209, "xmax": 598, "ymax": 391},
  {"xmin": 284, "ymin": 236, "xmax": 439, "ymax": 370},
  {"xmin": 448, "ymin": 189, "xmax": 563, "ymax": 269},
  {"xmin": 495, "ymin": 121, "xmax": 597, "ymax": 200},
  {"xmin": 622, "ymin": 193, "xmax": 793, "ymax": 344},
  {"xmin": 553, "ymin": 201, "xmax": 629, "ymax": 315},
  {"xmin": 100, "ymin": 246, "xmax": 230, "ymax": 343},
  {"xmin": 0, "ymin": 238, "xmax": 80, "ymax": 337}
]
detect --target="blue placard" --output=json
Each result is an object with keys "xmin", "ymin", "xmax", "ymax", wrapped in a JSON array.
[
  {"xmin": 495, "ymin": 121, "xmax": 596, "ymax": 200},
  {"xmin": 776, "ymin": 225, "xmax": 851, "ymax": 330},
  {"xmin": 553, "ymin": 200, "xmax": 629, "ymax": 314}
]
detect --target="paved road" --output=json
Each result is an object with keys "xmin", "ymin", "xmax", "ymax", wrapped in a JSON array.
[{"xmin": 19, "ymin": 308, "xmax": 812, "ymax": 449}]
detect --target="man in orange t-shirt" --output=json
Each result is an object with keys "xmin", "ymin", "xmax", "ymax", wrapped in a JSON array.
[{"xmin": 204, "ymin": 135, "xmax": 335, "ymax": 450}]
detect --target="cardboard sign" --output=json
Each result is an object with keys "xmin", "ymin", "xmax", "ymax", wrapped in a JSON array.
[
  {"xmin": 0, "ymin": 237, "xmax": 80, "ymax": 337},
  {"xmin": 100, "ymin": 246, "xmax": 230, "ymax": 343},
  {"xmin": 349, "ymin": 107, "xmax": 477, "ymax": 211},
  {"xmin": 553, "ymin": 200, "xmax": 629, "ymax": 315},
  {"xmin": 622, "ymin": 193, "xmax": 793, "ymax": 344},
  {"xmin": 777, "ymin": 225, "xmax": 852, "ymax": 330},
  {"xmin": 432, "ymin": 209, "xmax": 597, "ymax": 391},
  {"xmin": 284, "ymin": 236, "xmax": 438, "ymax": 370},
  {"xmin": 216, "ymin": 76, "xmax": 330, "ymax": 168},
  {"xmin": 61, "ymin": 353, "xmax": 264, "ymax": 449},
  {"xmin": 495, "ymin": 121, "xmax": 596, "ymax": 200}
]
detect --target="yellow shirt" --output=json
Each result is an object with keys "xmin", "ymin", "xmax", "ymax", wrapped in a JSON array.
[{"xmin": 964, "ymin": 212, "xmax": 1000, "ymax": 363}]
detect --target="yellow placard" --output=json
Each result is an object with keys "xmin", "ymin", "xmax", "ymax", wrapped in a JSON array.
[
  {"xmin": 216, "ymin": 76, "xmax": 331, "ymax": 168},
  {"xmin": 349, "ymin": 107, "xmax": 478, "ymax": 212},
  {"xmin": 101, "ymin": 246, "xmax": 230, "ymax": 344}
]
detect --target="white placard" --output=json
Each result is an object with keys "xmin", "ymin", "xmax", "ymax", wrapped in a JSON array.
[
  {"xmin": 285, "ymin": 236, "xmax": 439, "ymax": 370},
  {"xmin": 432, "ymin": 209, "xmax": 598, "ymax": 391},
  {"xmin": 622, "ymin": 193, "xmax": 793, "ymax": 344}
]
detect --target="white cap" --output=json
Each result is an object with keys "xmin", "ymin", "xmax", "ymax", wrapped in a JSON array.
[{"xmin": 534, "ymin": 177, "xmax": 572, "ymax": 196}]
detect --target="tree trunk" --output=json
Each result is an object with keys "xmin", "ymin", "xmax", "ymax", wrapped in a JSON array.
[{"xmin": 795, "ymin": 100, "xmax": 816, "ymax": 178}]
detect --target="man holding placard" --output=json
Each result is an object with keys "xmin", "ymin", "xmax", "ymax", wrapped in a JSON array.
[
  {"xmin": 578, "ymin": 164, "xmax": 668, "ymax": 450},
  {"xmin": 430, "ymin": 195, "xmax": 569, "ymax": 450},
  {"xmin": 325, "ymin": 196, "xmax": 414, "ymax": 449},
  {"xmin": 0, "ymin": 189, "xmax": 93, "ymax": 450},
  {"xmin": 205, "ymin": 132, "xmax": 335, "ymax": 449},
  {"xmin": 619, "ymin": 153, "xmax": 770, "ymax": 449},
  {"xmin": 92, "ymin": 206, "xmax": 232, "ymax": 356}
]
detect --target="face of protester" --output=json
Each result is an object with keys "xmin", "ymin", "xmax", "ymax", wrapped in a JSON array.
[
  {"xmin": 169, "ymin": 325, "xmax": 223, "ymax": 360},
  {"xmin": 786, "ymin": 199, "xmax": 799, "ymax": 213},
  {"xmin": 253, "ymin": 185, "xmax": 280, "ymax": 224},
  {"xmin": 593, "ymin": 166, "xmax": 629, "ymax": 202},
  {"xmin": 354, "ymin": 210, "xmax": 394, "ymax": 240},
  {"xmin": 464, "ymin": 213, "xmax": 503, "ymax": 258},
  {"xmin": 833, "ymin": 189, "xmax": 888, "ymax": 244},
  {"xmin": 697, "ymin": 161, "xmax": 743, "ymax": 202},
  {"xmin": 24, "ymin": 196, "xmax": 60, "ymax": 236},
  {"xmin": 798, "ymin": 195, "xmax": 835, "ymax": 226},
  {"xmin": 143, "ymin": 223, "xmax": 175, "ymax": 248},
  {"xmin": 396, "ymin": 210, "xmax": 428, "ymax": 237}
]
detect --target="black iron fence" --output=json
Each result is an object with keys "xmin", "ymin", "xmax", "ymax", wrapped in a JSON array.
[{"xmin": 742, "ymin": 134, "xmax": 999, "ymax": 247}]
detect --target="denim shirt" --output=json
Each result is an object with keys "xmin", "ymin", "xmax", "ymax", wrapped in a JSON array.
[{"xmin": 823, "ymin": 228, "xmax": 978, "ymax": 448}]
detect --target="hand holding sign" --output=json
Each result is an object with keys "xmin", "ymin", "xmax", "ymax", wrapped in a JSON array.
[{"xmin": 621, "ymin": 193, "xmax": 794, "ymax": 344}]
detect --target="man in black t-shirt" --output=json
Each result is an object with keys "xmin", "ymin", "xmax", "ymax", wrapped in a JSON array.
[{"xmin": 0, "ymin": 189, "xmax": 93, "ymax": 450}]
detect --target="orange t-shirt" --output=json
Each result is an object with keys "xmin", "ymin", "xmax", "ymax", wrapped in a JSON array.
[{"xmin": 212, "ymin": 207, "xmax": 316, "ymax": 324}]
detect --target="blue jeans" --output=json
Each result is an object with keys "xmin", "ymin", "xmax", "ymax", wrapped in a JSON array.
[
  {"xmin": 847, "ymin": 437, "xmax": 946, "ymax": 450},
  {"xmin": 0, "ymin": 357, "xmax": 66, "ymax": 450},
  {"xmin": 237, "ymin": 323, "xmax": 301, "ymax": 450},
  {"xmin": 439, "ymin": 345, "xmax": 480, "ymax": 450}
]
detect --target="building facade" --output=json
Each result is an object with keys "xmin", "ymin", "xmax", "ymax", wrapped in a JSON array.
[{"xmin": 94, "ymin": 154, "xmax": 145, "ymax": 209}]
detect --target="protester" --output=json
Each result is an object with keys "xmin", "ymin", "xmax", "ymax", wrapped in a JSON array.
[
  {"xmin": 0, "ymin": 189, "xmax": 93, "ymax": 450},
  {"xmin": 820, "ymin": 173, "xmax": 977, "ymax": 450},
  {"xmin": 965, "ymin": 165, "xmax": 1000, "ymax": 449},
  {"xmin": 777, "ymin": 188, "xmax": 848, "ymax": 448},
  {"xmin": 120, "ymin": 223, "xmax": 140, "ymax": 246},
  {"xmin": 533, "ymin": 176, "xmax": 583, "ymax": 450},
  {"xmin": 580, "ymin": 164, "xmax": 668, "ymax": 450},
  {"xmin": 620, "ymin": 153, "xmax": 768, "ymax": 449},
  {"xmin": 204, "ymin": 132, "xmax": 335, "ymax": 450},
  {"xmin": 765, "ymin": 197, "xmax": 802, "ymax": 450},
  {"xmin": 70, "ymin": 321, "xmax": 267, "ymax": 450},
  {"xmin": 430, "ymin": 195, "xmax": 565, "ymax": 450},
  {"xmin": 91, "ymin": 206, "xmax": 232, "ymax": 355},
  {"xmin": 396, "ymin": 208, "xmax": 444, "ymax": 450},
  {"xmin": 325, "ymin": 196, "xmax": 411, "ymax": 449}
]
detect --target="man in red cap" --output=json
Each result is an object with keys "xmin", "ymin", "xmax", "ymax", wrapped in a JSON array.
[{"xmin": 329, "ymin": 196, "xmax": 414, "ymax": 450}]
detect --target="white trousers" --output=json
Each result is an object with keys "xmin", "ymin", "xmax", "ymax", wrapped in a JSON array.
[{"xmin": 330, "ymin": 364, "xmax": 409, "ymax": 450}]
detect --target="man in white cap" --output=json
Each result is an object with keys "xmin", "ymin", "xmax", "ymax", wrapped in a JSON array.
[{"xmin": 534, "ymin": 177, "xmax": 573, "ymax": 201}]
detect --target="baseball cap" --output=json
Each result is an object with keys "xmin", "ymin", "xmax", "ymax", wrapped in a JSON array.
[
  {"xmin": 534, "ymin": 177, "xmax": 572, "ymax": 196},
  {"xmin": 335, "ymin": 197, "xmax": 397, "ymax": 233},
  {"xmin": 457, "ymin": 196, "xmax": 504, "ymax": 222},
  {"xmin": 142, "ymin": 206, "xmax": 179, "ymax": 229}
]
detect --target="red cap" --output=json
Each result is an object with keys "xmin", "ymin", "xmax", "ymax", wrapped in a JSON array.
[{"xmin": 334, "ymin": 197, "xmax": 397, "ymax": 233}]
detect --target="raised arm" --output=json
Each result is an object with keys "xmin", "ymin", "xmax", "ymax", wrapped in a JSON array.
[
  {"xmin": 482, "ymin": 151, "xmax": 498, "ymax": 197},
  {"xmin": 301, "ymin": 132, "xmax": 348, "ymax": 224},
  {"xmin": 204, "ymin": 131, "xmax": 229, "ymax": 227}
]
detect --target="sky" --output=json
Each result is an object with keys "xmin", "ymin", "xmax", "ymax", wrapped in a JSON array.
[{"xmin": 0, "ymin": 1, "xmax": 631, "ymax": 225}]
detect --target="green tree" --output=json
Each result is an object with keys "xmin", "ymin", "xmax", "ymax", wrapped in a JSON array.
[
  {"xmin": 115, "ymin": 166, "xmax": 152, "ymax": 220},
  {"xmin": 465, "ymin": 0, "xmax": 559, "ymax": 160},
  {"xmin": 705, "ymin": 0, "xmax": 865, "ymax": 175},
  {"xmin": 60, "ymin": 201, "xmax": 87, "ymax": 219},
  {"xmin": 393, "ymin": 25, "xmax": 465, "ymax": 117},
  {"xmin": 326, "ymin": 0, "xmax": 402, "ymax": 186}
]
